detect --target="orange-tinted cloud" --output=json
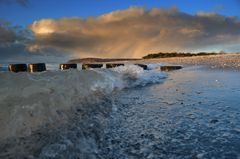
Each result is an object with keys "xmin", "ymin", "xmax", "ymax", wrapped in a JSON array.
[
  {"xmin": 28, "ymin": 7, "xmax": 240, "ymax": 58},
  {"xmin": 1, "ymin": 7, "xmax": 240, "ymax": 62},
  {"xmin": 0, "ymin": 20, "xmax": 66, "ymax": 63}
]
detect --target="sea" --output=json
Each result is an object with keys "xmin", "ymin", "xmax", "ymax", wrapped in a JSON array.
[{"xmin": 0, "ymin": 63, "xmax": 240, "ymax": 159}]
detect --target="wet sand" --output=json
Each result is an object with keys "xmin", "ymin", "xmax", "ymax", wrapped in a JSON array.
[
  {"xmin": 1, "ymin": 54, "xmax": 240, "ymax": 158},
  {"xmin": 97, "ymin": 54, "xmax": 240, "ymax": 158},
  {"xmin": 99, "ymin": 66, "xmax": 240, "ymax": 158}
]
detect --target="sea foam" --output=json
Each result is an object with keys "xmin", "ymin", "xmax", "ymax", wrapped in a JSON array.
[{"xmin": 0, "ymin": 64, "xmax": 166, "ymax": 140}]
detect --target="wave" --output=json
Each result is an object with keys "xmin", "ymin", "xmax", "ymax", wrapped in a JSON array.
[{"xmin": 0, "ymin": 64, "xmax": 167, "ymax": 140}]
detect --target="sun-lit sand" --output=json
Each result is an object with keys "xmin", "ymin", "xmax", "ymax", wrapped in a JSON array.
[{"xmin": 143, "ymin": 54, "xmax": 240, "ymax": 70}]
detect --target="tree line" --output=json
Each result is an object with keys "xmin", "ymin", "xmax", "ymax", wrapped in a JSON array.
[{"xmin": 142, "ymin": 52, "xmax": 225, "ymax": 59}]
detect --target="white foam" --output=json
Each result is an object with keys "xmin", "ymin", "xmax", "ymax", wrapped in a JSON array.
[
  {"xmin": 0, "ymin": 65, "xmax": 167, "ymax": 140},
  {"xmin": 111, "ymin": 64, "xmax": 167, "ymax": 87},
  {"xmin": 147, "ymin": 63, "xmax": 164, "ymax": 70}
]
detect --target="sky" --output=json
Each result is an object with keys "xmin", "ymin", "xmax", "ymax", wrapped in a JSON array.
[
  {"xmin": 0, "ymin": 0, "xmax": 240, "ymax": 62},
  {"xmin": 1, "ymin": 0, "xmax": 240, "ymax": 26}
]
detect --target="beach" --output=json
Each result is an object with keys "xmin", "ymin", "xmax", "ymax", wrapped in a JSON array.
[
  {"xmin": 0, "ymin": 54, "xmax": 240, "ymax": 158},
  {"xmin": 99, "ymin": 66, "xmax": 240, "ymax": 159},
  {"xmin": 145, "ymin": 54, "xmax": 240, "ymax": 70}
]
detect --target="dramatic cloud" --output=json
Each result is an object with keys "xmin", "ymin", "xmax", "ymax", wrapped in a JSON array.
[
  {"xmin": 0, "ymin": 0, "xmax": 29, "ymax": 7},
  {"xmin": 1, "ymin": 7, "xmax": 240, "ymax": 62},
  {"xmin": 28, "ymin": 7, "xmax": 240, "ymax": 58},
  {"xmin": 0, "ymin": 20, "xmax": 66, "ymax": 63},
  {"xmin": 0, "ymin": 20, "xmax": 30, "ymax": 59}
]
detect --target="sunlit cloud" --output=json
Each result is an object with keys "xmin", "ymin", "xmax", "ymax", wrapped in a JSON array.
[
  {"xmin": 0, "ymin": 20, "xmax": 66, "ymax": 63},
  {"xmin": 1, "ymin": 7, "xmax": 240, "ymax": 62},
  {"xmin": 28, "ymin": 7, "xmax": 240, "ymax": 58}
]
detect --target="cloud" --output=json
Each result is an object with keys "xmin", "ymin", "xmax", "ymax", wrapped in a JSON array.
[
  {"xmin": 16, "ymin": 0, "xmax": 29, "ymax": 7},
  {"xmin": 28, "ymin": 7, "xmax": 240, "ymax": 58},
  {"xmin": 0, "ymin": 20, "xmax": 29, "ymax": 59},
  {"xmin": 1, "ymin": 7, "xmax": 240, "ymax": 62},
  {"xmin": 0, "ymin": 0, "xmax": 29, "ymax": 7},
  {"xmin": 0, "ymin": 20, "xmax": 67, "ymax": 63}
]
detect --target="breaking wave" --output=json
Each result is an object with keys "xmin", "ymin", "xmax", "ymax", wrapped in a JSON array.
[{"xmin": 0, "ymin": 64, "xmax": 166, "ymax": 140}]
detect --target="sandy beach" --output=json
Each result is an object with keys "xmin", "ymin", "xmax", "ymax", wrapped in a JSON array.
[
  {"xmin": 74, "ymin": 54, "xmax": 240, "ymax": 70},
  {"xmin": 143, "ymin": 54, "xmax": 240, "ymax": 70}
]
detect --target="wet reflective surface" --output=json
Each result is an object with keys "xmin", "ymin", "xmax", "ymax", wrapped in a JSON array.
[
  {"xmin": 1, "ymin": 66, "xmax": 240, "ymax": 159},
  {"xmin": 99, "ymin": 67, "xmax": 240, "ymax": 159}
]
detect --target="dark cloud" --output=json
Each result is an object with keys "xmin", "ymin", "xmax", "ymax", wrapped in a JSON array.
[
  {"xmin": 16, "ymin": 0, "xmax": 29, "ymax": 7},
  {"xmin": 0, "ymin": 20, "xmax": 67, "ymax": 63},
  {"xmin": 0, "ymin": 20, "xmax": 29, "ymax": 59},
  {"xmin": 29, "ymin": 7, "xmax": 240, "ymax": 58},
  {"xmin": 0, "ymin": 0, "xmax": 29, "ymax": 7},
  {"xmin": 0, "ymin": 20, "xmax": 30, "ymax": 43}
]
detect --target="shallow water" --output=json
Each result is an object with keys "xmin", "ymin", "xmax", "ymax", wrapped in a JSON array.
[
  {"xmin": 99, "ymin": 67, "xmax": 240, "ymax": 159},
  {"xmin": 0, "ymin": 64, "xmax": 166, "ymax": 158},
  {"xmin": 1, "ymin": 66, "xmax": 240, "ymax": 159}
]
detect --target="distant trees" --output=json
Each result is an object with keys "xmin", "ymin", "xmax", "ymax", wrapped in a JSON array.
[{"xmin": 142, "ymin": 52, "xmax": 224, "ymax": 59}]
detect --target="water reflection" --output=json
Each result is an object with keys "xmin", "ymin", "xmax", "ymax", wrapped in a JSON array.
[{"xmin": 99, "ymin": 67, "xmax": 240, "ymax": 159}]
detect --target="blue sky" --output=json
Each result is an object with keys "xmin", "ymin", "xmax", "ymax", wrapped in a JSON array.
[{"xmin": 1, "ymin": 0, "xmax": 240, "ymax": 26}]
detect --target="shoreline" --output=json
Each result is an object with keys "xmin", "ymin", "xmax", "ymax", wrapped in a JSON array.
[
  {"xmin": 141, "ymin": 54, "xmax": 240, "ymax": 70},
  {"xmin": 1, "ymin": 54, "xmax": 240, "ymax": 72},
  {"xmin": 68, "ymin": 54, "xmax": 240, "ymax": 70},
  {"xmin": 97, "ymin": 67, "xmax": 240, "ymax": 158},
  {"xmin": 0, "ymin": 58, "xmax": 240, "ymax": 158}
]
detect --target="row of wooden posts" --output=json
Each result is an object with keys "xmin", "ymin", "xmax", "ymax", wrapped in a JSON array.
[{"xmin": 7, "ymin": 63, "xmax": 148, "ymax": 73}]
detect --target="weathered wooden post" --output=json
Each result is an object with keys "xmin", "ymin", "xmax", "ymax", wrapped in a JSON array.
[
  {"xmin": 82, "ymin": 64, "xmax": 103, "ymax": 70},
  {"xmin": 106, "ymin": 63, "xmax": 124, "ymax": 68},
  {"xmin": 59, "ymin": 63, "xmax": 77, "ymax": 70},
  {"xmin": 28, "ymin": 63, "xmax": 46, "ymax": 72},
  {"xmin": 160, "ymin": 66, "xmax": 182, "ymax": 71},
  {"xmin": 135, "ymin": 64, "xmax": 148, "ymax": 70},
  {"xmin": 8, "ymin": 64, "xmax": 27, "ymax": 73}
]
